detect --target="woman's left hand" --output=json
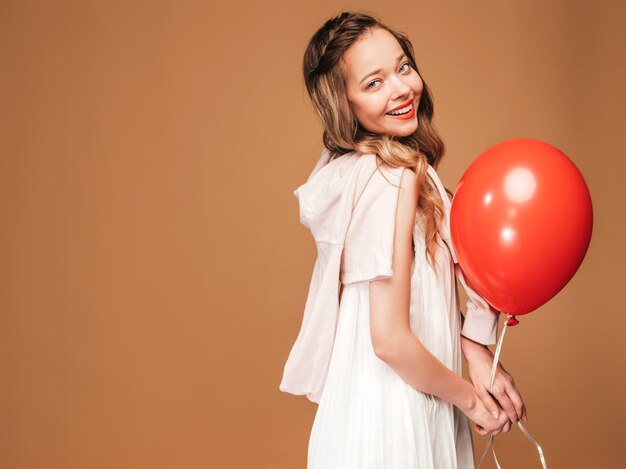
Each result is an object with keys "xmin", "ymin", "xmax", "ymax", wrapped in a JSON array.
[{"xmin": 461, "ymin": 336, "xmax": 527, "ymax": 426}]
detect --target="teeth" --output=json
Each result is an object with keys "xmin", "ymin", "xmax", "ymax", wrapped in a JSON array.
[{"xmin": 388, "ymin": 103, "xmax": 412, "ymax": 115}]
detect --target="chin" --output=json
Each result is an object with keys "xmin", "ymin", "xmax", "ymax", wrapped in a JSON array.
[
  {"xmin": 384, "ymin": 120, "xmax": 418, "ymax": 138},
  {"xmin": 391, "ymin": 126, "xmax": 418, "ymax": 138}
]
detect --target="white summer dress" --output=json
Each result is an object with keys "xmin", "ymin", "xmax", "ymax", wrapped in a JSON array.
[{"xmin": 307, "ymin": 209, "xmax": 476, "ymax": 469}]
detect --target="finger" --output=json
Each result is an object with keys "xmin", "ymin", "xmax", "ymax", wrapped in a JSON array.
[
  {"xmin": 473, "ymin": 423, "xmax": 488, "ymax": 437},
  {"xmin": 489, "ymin": 412, "xmax": 508, "ymax": 436},
  {"xmin": 495, "ymin": 409, "xmax": 510, "ymax": 435},
  {"xmin": 489, "ymin": 382, "xmax": 518, "ymax": 423},
  {"xmin": 477, "ymin": 384, "xmax": 501, "ymax": 418},
  {"xmin": 502, "ymin": 420, "xmax": 511, "ymax": 433},
  {"xmin": 521, "ymin": 403, "xmax": 528, "ymax": 422},
  {"xmin": 503, "ymin": 380, "xmax": 525, "ymax": 420},
  {"xmin": 497, "ymin": 410, "xmax": 510, "ymax": 426},
  {"xmin": 476, "ymin": 422, "xmax": 494, "ymax": 438}
]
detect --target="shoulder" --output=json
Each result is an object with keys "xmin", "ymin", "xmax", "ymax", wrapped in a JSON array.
[
  {"xmin": 353, "ymin": 160, "xmax": 417, "ymax": 215},
  {"xmin": 398, "ymin": 166, "xmax": 418, "ymax": 197},
  {"xmin": 396, "ymin": 166, "xmax": 418, "ymax": 211}
]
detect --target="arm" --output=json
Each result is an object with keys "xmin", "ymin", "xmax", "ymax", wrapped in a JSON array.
[
  {"xmin": 455, "ymin": 263, "xmax": 527, "ymax": 423},
  {"xmin": 368, "ymin": 168, "xmax": 507, "ymax": 435}
]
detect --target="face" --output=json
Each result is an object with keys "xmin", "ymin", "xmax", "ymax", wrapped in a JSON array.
[{"xmin": 341, "ymin": 27, "xmax": 423, "ymax": 137}]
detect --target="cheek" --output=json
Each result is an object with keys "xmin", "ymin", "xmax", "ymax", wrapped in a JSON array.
[
  {"xmin": 351, "ymin": 103, "xmax": 366, "ymax": 123},
  {"xmin": 413, "ymin": 76, "xmax": 424, "ymax": 94},
  {"xmin": 356, "ymin": 97, "xmax": 385, "ymax": 120},
  {"xmin": 372, "ymin": 96, "xmax": 391, "ymax": 117}
]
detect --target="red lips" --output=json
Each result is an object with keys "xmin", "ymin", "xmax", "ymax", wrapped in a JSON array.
[{"xmin": 387, "ymin": 98, "xmax": 413, "ymax": 113}]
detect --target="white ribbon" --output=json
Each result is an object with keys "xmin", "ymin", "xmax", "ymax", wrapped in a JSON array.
[{"xmin": 476, "ymin": 315, "xmax": 548, "ymax": 469}]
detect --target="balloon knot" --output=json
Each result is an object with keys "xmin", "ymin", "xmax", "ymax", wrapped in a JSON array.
[{"xmin": 506, "ymin": 316, "xmax": 519, "ymax": 327}]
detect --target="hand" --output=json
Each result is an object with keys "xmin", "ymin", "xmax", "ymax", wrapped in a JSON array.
[
  {"xmin": 462, "ymin": 391, "xmax": 511, "ymax": 437},
  {"xmin": 462, "ymin": 337, "xmax": 527, "ymax": 425}
]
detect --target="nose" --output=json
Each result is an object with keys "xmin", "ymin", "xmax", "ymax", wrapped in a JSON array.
[{"xmin": 390, "ymin": 75, "xmax": 411, "ymax": 100}]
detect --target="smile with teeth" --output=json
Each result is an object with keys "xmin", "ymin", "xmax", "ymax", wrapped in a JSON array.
[{"xmin": 387, "ymin": 103, "xmax": 413, "ymax": 115}]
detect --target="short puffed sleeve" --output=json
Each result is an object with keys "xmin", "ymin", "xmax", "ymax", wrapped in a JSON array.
[{"xmin": 340, "ymin": 159, "xmax": 407, "ymax": 285}]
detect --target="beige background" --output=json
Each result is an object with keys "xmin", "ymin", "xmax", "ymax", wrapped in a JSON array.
[{"xmin": 1, "ymin": 0, "xmax": 624, "ymax": 468}]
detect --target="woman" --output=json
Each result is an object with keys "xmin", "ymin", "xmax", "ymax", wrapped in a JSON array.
[{"xmin": 279, "ymin": 11, "xmax": 527, "ymax": 468}]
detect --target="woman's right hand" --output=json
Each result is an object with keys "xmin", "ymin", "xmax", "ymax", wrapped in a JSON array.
[{"xmin": 463, "ymin": 393, "xmax": 512, "ymax": 437}]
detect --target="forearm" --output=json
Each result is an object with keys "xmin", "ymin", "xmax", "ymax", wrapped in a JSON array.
[
  {"xmin": 460, "ymin": 334, "xmax": 492, "ymax": 363},
  {"xmin": 377, "ymin": 330, "xmax": 475, "ymax": 411}
]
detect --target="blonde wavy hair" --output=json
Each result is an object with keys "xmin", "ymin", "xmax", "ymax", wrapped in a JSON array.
[{"xmin": 303, "ymin": 11, "xmax": 452, "ymax": 273}]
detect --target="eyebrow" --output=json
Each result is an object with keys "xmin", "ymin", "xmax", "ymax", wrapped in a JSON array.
[{"xmin": 359, "ymin": 53, "xmax": 407, "ymax": 85}]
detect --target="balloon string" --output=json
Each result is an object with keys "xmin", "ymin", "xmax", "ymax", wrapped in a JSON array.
[
  {"xmin": 489, "ymin": 316, "xmax": 508, "ymax": 391},
  {"xmin": 477, "ymin": 318, "xmax": 508, "ymax": 469},
  {"xmin": 476, "ymin": 315, "xmax": 548, "ymax": 469},
  {"xmin": 517, "ymin": 420, "xmax": 548, "ymax": 468}
]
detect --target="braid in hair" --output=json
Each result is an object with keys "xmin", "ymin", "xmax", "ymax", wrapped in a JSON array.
[{"xmin": 303, "ymin": 12, "xmax": 353, "ymax": 90}]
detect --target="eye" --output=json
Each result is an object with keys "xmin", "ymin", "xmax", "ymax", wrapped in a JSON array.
[
  {"xmin": 366, "ymin": 79, "xmax": 381, "ymax": 90},
  {"xmin": 400, "ymin": 62, "xmax": 411, "ymax": 73}
]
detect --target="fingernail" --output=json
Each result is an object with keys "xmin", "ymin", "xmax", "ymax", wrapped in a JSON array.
[{"xmin": 523, "ymin": 415, "xmax": 527, "ymax": 422}]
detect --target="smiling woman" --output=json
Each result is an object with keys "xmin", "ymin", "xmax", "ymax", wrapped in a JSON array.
[{"xmin": 281, "ymin": 10, "xmax": 527, "ymax": 469}]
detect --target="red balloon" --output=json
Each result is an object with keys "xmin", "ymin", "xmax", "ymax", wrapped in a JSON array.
[{"xmin": 450, "ymin": 138, "xmax": 593, "ymax": 317}]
